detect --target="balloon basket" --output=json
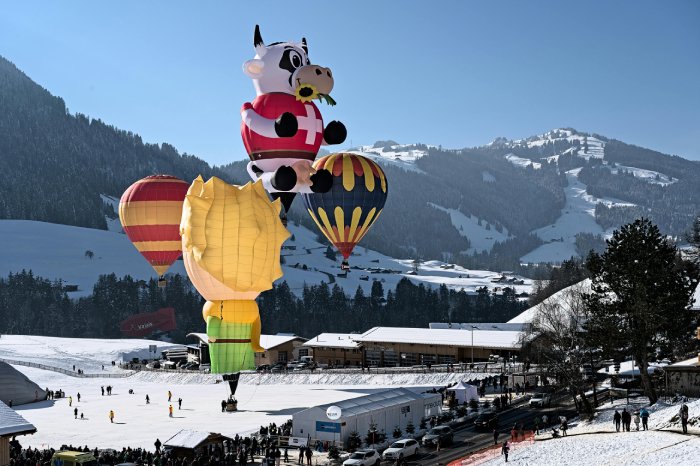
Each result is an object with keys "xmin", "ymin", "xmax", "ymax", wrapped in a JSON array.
[
  {"xmin": 226, "ymin": 399, "xmax": 238, "ymax": 412},
  {"xmin": 341, "ymin": 261, "xmax": 350, "ymax": 271},
  {"xmin": 157, "ymin": 278, "xmax": 167, "ymax": 288}
]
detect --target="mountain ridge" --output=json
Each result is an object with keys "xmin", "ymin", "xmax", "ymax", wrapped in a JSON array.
[{"xmin": 2, "ymin": 55, "xmax": 699, "ymax": 270}]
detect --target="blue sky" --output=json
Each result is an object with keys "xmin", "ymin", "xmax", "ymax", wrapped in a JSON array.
[{"xmin": 1, "ymin": 1, "xmax": 699, "ymax": 164}]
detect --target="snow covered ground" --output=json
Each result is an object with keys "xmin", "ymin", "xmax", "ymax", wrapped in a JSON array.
[
  {"xmin": 520, "ymin": 168, "xmax": 635, "ymax": 263},
  {"xmin": 1, "ymin": 335, "xmax": 492, "ymax": 451},
  {"xmin": 428, "ymin": 204, "xmax": 510, "ymax": 254},
  {"xmin": 351, "ymin": 144, "xmax": 428, "ymax": 174},
  {"xmin": 474, "ymin": 396, "xmax": 700, "ymax": 465},
  {"xmin": 504, "ymin": 154, "xmax": 541, "ymax": 170}
]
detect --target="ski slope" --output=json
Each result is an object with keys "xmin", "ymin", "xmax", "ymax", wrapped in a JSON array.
[
  {"xmin": 520, "ymin": 169, "xmax": 635, "ymax": 263},
  {"xmin": 428, "ymin": 204, "xmax": 510, "ymax": 254}
]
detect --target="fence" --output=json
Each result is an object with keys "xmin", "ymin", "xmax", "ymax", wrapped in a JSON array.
[{"xmin": 0, "ymin": 358, "xmax": 132, "ymax": 378}]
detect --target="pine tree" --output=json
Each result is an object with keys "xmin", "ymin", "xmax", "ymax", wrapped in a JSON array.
[{"xmin": 584, "ymin": 218, "xmax": 699, "ymax": 404}]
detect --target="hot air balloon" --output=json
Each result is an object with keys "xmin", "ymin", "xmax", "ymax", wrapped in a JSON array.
[
  {"xmin": 119, "ymin": 175, "xmax": 189, "ymax": 285},
  {"xmin": 301, "ymin": 153, "xmax": 388, "ymax": 270},
  {"xmin": 180, "ymin": 176, "xmax": 289, "ymax": 380}
]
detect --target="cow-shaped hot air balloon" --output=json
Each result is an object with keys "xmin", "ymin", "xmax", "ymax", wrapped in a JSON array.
[
  {"xmin": 302, "ymin": 153, "xmax": 388, "ymax": 271},
  {"xmin": 241, "ymin": 25, "xmax": 346, "ymax": 217},
  {"xmin": 119, "ymin": 175, "xmax": 189, "ymax": 284}
]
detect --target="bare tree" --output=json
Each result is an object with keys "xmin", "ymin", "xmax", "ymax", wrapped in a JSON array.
[{"xmin": 520, "ymin": 281, "xmax": 595, "ymax": 417}]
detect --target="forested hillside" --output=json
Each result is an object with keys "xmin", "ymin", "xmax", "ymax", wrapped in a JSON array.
[{"xmin": 0, "ymin": 56, "xmax": 233, "ymax": 229}]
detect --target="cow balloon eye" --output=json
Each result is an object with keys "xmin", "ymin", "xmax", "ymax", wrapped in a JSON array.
[{"xmin": 291, "ymin": 52, "xmax": 302, "ymax": 68}]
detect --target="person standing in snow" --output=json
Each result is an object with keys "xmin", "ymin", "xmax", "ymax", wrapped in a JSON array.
[
  {"xmin": 560, "ymin": 417, "xmax": 568, "ymax": 436},
  {"xmin": 640, "ymin": 407, "xmax": 649, "ymax": 430},
  {"xmin": 501, "ymin": 441, "xmax": 510, "ymax": 462},
  {"xmin": 101, "ymin": 386, "xmax": 104, "ymax": 396},
  {"xmin": 77, "ymin": 393, "xmax": 81, "ymax": 402},
  {"xmin": 493, "ymin": 428, "xmax": 499, "ymax": 445},
  {"xmin": 109, "ymin": 410, "xmax": 114, "ymax": 423},
  {"xmin": 146, "ymin": 394, "xmax": 150, "ymax": 404},
  {"xmin": 178, "ymin": 398, "xmax": 182, "ymax": 410},
  {"xmin": 297, "ymin": 446, "xmax": 304, "ymax": 464},
  {"xmin": 69, "ymin": 396, "xmax": 73, "ymax": 407},
  {"xmin": 679, "ymin": 403, "xmax": 689, "ymax": 434},
  {"xmin": 534, "ymin": 416, "xmax": 540, "ymax": 435},
  {"xmin": 633, "ymin": 411, "xmax": 640, "ymax": 431},
  {"xmin": 304, "ymin": 446, "xmax": 312, "ymax": 466},
  {"xmin": 621, "ymin": 408, "xmax": 631, "ymax": 432},
  {"xmin": 613, "ymin": 410, "xmax": 622, "ymax": 432},
  {"xmin": 74, "ymin": 407, "xmax": 78, "ymax": 419},
  {"xmin": 169, "ymin": 405, "xmax": 173, "ymax": 417},
  {"xmin": 154, "ymin": 438, "xmax": 162, "ymax": 453},
  {"xmin": 168, "ymin": 390, "xmax": 172, "ymax": 402}
]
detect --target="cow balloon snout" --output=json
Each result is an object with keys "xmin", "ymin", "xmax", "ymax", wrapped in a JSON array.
[{"xmin": 294, "ymin": 65, "xmax": 334, "ymax": 95}]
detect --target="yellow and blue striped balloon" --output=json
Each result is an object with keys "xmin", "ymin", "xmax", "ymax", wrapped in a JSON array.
[{"xmin": 302, "ymin": 153, "xmax": 388, "ymax": 268}]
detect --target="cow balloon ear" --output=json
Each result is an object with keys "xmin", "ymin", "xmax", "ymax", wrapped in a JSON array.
[{"xmin": 243, "ymin": 59, "xmax": 265, "ymax": 78}]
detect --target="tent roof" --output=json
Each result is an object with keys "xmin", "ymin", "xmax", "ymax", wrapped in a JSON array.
[
  {"xmin": 296, "ymin": 388, "xmax": 438, "ymax": 419},
  {"xmin": 163, "ymin": 429, "xmax": 230, "ymax": 449},
  {"xmin": 0, "ymin": 400, "xmax": 36, "ymax": 437}
]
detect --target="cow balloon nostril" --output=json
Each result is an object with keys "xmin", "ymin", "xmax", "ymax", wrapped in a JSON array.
[
  {"xmin": 299, "ymin": 87, "xmax": 313, "ymax": 97},
  {"xmin": 315, "ymin": 68, "xmax": 322, "ymax": 75},
  {"xmin": 327, "ymin": 70, "xmax": 332, "ymax": 77}
]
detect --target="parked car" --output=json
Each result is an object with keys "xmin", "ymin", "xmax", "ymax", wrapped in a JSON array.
[
  {"xmin": 474, "ymin": 412, "xmax": 499, "ymax": 430},
  {"xmin": 382, "ymin": 439, "xmax": 420, "ymax": 461},
  {"xmin": 270, "ymin": 362, "xmax": 287, "ymax": 372},
  {"xmin": 422, "ymin": 425, "xmax": 454, "ymax": 447},
  {"xmin": 529, "ymin": 392, "xmax": 552, "ymax": 408},
  {"xmin": 256, "ymin": 364, "xmax": 271, "ymax": 372},
  {"xmin": 342, "ymin": 449, "xmax": 380, "ymax": 466},
  {"xmin": 145, "ymin": 361, "xmax": 161, "ymax": 369}
]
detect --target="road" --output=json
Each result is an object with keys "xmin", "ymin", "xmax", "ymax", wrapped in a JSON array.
[{"xmin": 405, "ymin": 393, "xmax": 578, "ymax": 465}]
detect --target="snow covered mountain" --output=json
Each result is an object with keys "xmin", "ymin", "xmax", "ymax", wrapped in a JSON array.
[{"xmin": 2, "ymin": 53, "xmax": 699, "ymax": 272}]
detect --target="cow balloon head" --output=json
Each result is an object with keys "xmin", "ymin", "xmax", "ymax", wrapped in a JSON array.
[{"xmin": 243, "ymin": 25, "xmax": 335, "ymax": 102}]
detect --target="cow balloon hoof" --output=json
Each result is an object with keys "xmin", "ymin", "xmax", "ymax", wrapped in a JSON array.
[
  {"xmin": 275, "ymin": 112, "xmax": 298, "ymax": 137},
  {"xmin": 324, "ymin": 120, "xmax": 346, "ymax": 145},
  {"xmin": 310, "ymin": 169, "xmax": 333, "ymax": 193},
  {"xmin": 271, "ymin": 165, "xmax": 297, "ymax": 191}
]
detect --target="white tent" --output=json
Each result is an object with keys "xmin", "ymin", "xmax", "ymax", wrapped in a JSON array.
[{"xmin": 446, "ymin": 381, "xmax": 479, "ymax": 404}]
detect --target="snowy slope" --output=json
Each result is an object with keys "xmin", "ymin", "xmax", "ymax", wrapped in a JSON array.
[
  {"xmin": 504, "ymin": 154, "xmax": 541, "ymax": 169},
  {"xmin": 348, "ymin": 143, "xmax": 429, "ymax": 174},
  {"xmin": 428, "ymin": 204, "xmax": 510, "ymax": 254},
  {"xmin": 0, "ymin": 219, "xmax": 533, "ymax": 298},
  {"xmin": 478, "ymin": 397, "xmax": 700, "ymax": 465},
  {"xmin": 520, "ymin": 169, "xmax": 635, "ymax": 263}
]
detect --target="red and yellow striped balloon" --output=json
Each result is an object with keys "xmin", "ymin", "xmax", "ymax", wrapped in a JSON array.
[{"xmin": 119, "ymin": 175, "xmax": 189, "ymax": 277}]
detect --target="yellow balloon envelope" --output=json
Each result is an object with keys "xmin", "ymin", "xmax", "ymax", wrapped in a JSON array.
[{"xmin": 180, "ymin": 176, "xmax": 289, "ymax": 373}]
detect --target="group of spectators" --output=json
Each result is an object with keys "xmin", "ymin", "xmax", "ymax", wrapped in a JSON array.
[{"xmin": 8, "ymin": 430, "xmax": 312, "ymax": 466}]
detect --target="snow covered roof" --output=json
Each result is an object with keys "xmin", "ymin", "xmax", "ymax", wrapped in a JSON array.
[
  {"xmin": 692, "ymin": 283, "xmax": 700, "ymax": 310},
  {"xmin": 0, "ymin": 400, "xmax": 36, "ymax": 437},
  {"xmin": 259, "ymin": 334, "xmax": 307, "ymax": 350},
  {"xmin": 296, "ymin": 387, "xmax": 438, "ymax": 418},
  {"xmin": 508, "ymin": 279, "xmax": 592, "ymax": 324},
  {"xmin": 429, "ymin": 322, "xmax": 528, "ymax": 332},
  {"xmin": 187, "ymin": 333, "xmax": 306, "ymax": 350},
  {"xmin": 163, "ymin": 429, "xmax": 228, "ymax": 449},
  {"xmin": 597, "ymin": 360, "xmax": 667, "ymax": 376},
  {"xmin": 187, "ymin": 333, "xmax": 208, "ymax": 345},
  {"xmin": 303, "ymin": 333, "xmax": 360, "ymax": 349},
  {"xmin": 669, "ymin": 357, "xmax": 700, "ymax": 368},
  {"xmin": 353, "ymin": 327, "xmax": 522, "ymax": 350}
]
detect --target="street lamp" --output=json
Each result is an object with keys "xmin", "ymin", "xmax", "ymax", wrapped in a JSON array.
[{"xmin": 470, "ymin": 325, "xmax": 478, "ymax": 367}]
